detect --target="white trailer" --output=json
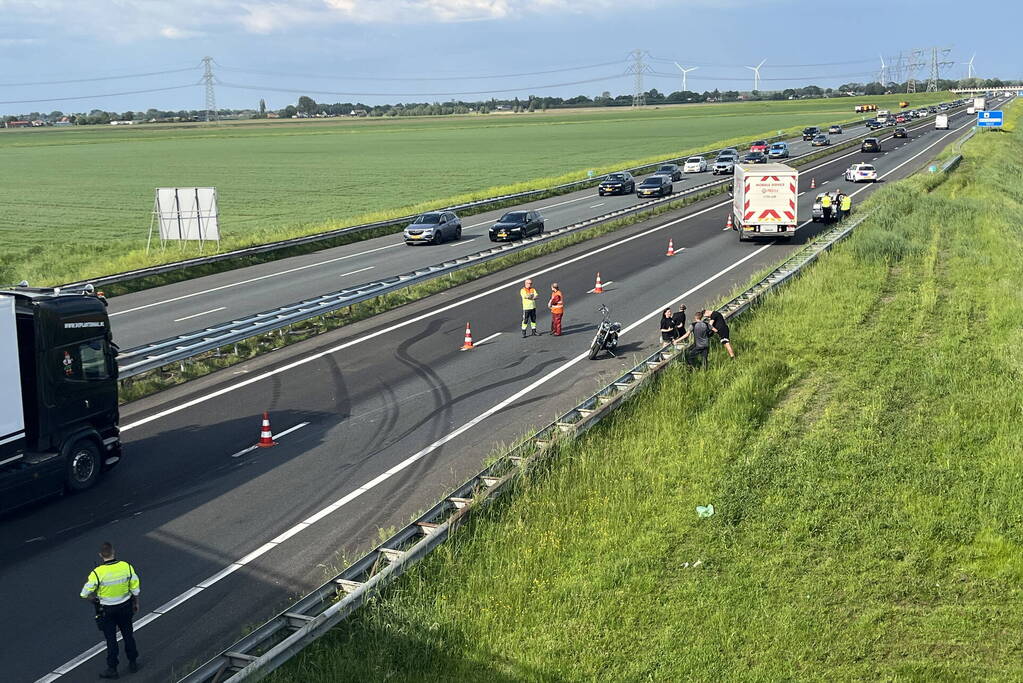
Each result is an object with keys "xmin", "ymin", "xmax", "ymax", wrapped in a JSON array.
[
  {"xmin": 732, "ymin": 163, "xmax": 799, "ymax": 241},
  {"xmin": 974, "ymin": 96, "xmax": 986, "ymax": 111},
  {"xmin": 0, "ymin": 296, "xmax": 26, "ymax": 460}
]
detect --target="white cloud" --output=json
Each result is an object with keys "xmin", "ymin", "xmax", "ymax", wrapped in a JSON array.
[
  {"xmin": 159, "ymin": 26, "xmax": 204, "ymax": 39},
  {"xmin": 0, "ymin": 0, "xmax": 630, "ymax": 40}
]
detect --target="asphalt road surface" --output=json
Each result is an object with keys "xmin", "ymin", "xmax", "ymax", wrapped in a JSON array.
[
  {"xmin": 2, "ymin": 101, "xmax": 990, "ymax": 683},
  {"xmin": 105, "ymin": 109, "xmax": 949, "ymax": 349}
]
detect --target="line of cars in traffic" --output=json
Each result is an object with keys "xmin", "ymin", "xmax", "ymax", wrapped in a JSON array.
[{"xmin": 404, "ymin": 99, "xmax": 964, "ymax": 247}]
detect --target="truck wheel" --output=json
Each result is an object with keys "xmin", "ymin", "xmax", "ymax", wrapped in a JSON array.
[{"xmin": 66, "ymin": 439, "xmax": 101, "ymax": 492}]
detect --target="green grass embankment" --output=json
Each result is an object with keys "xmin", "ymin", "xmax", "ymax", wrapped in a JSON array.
[
  {"xmin": 271, "ymin": 105, "xmax": 1023, "ymax": 680},
  {"xmin": 0, "ymin": 94, "xmax": 947, "ymax": 286}
]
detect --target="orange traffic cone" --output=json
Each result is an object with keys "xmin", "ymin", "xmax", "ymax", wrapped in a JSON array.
[
  {"xmin": 666, "ymin": 238, "xmax": 675, "ymax": 256},
  {"xmin": 810, "ymin": 177, "xmax": 816, "ymax": 189},
  {"xmin": 460, "ymin": 322, "xmax": 475, "ymax": 351},
  {"xmin": 726, "ymin": 213, "xmax": 733, "ymax": 230},
  {"xmin": 594, "ymin": 273, "xmax": 604, "ymax": 294},
  {"xmin": 257, "ymin": 411, "xmax": 276, "ymax": 448}
]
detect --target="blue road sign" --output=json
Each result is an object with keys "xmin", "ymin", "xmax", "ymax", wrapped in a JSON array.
[{"xmin": 977, "ymin": 111, "xmax": 1003, "ymax": 127}]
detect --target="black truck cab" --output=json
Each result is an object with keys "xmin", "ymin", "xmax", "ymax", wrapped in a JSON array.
[{"xmin": 1, "ymin": 287, "xmax": 121, "ymax": 514}]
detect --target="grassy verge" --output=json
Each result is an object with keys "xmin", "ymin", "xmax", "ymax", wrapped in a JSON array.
[
  {"xmin": 269, "ymin": 106, "xmax": 1023, "ymax": 680},
  {"xmin": 1, "ymin": 94, "xmax": 948, "ymax": 288}
]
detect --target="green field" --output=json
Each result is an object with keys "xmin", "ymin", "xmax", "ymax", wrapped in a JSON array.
[
  {"xmin": 270, "ymin": 106, "xmax": 1023, "ymax": 680},
  {"xmin": 0, "ymin": 94, "xmax": 947, "ymax": 286}
]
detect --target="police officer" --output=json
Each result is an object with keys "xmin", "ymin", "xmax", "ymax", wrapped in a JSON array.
[
  {"xmin": 840, "ymin": 192, "xmax": 852, "ymax": 220},
  {"xmin": 81, "ymin": 542, "xmax": 141, "ymax": 678},
  {"xmin": 820, "ymin": 192, "xmax": 832, "ymax": 222}
]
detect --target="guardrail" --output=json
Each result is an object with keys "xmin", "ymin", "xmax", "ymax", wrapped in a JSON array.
[
  {"xmin": 116, "ymin": 108, "xmax": 956, "ymax": 380},
  {"xmin": 177, "ymin": 209, "xmax": 874, "ymax": 683},
  {"xmin": 67, "ymin": 109, "xmax": 904, "ymax": 292},
  {"xmin": 939, "ymin": 126, "xmax": 978, "ymax": 173}
]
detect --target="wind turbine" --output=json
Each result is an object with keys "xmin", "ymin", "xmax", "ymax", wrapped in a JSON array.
[
  {"xmin": 745, "ymin": 59, "xmax": 766, "ymax": 92},
  {"xmin": 967, "ymin": 53, "xmax": 976, "ymax": 79},
  {"xmin": 878, "ymin": 54, "xmax": 887, "ymax": 85},
  {"xmin": 673, "ymin": 62, "xmax": 698, "ymax": 93}
]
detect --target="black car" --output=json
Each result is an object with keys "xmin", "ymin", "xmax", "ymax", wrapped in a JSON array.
[
  {"xmin": 893, "ymin": 127, "xmax": 908, "ymax": 138},
  {"xmin": 861, "ymin": 137, "xmax": 881, "ymax": 153},
  {"xmin": 802, "ymin": 126, "xmax": 820, "ymax": 141},
  {"xmin": 655, "ymin": 163, "xmax": 682, "ymax": 182},
  {"xmin": 637, "ymin": 175, "xmax": 673, "ymax": 198},
  {"xmin": 598, "ymin": 172, "xmax": 635, "ymax": 196},
  {"xmin": 741, "ymin": 151, "xmax": 768, "ymax": 164},
  {"xmin": 865, "ymin": 119, "xmax": 883, "ymax": 130},
  {"xmin": 489, "ymin": 210, "xmax": 544, "ymax": 242}
]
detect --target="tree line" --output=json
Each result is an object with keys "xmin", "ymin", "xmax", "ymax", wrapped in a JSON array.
[{"xmin": 3, "ymin": 77, "xmax": 1017, "ymax": 125}]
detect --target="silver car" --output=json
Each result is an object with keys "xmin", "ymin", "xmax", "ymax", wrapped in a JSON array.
[
  {"xmin": 713, "ymin": 154, "xmax": 737, "ymax": 175},
  {"xmin": 403, "ymin": 211, "xmax": 462, "ymax": 245}
]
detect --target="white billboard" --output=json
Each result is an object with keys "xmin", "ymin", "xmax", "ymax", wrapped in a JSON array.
[{"xmin": 148, "ymin": 187, "xmax": 220, "ymax": 250}]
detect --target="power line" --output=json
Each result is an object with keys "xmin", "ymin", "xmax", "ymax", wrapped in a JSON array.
[
  {"xmin": 216, "ymin": 74, "xmax": 626, "ymax": 99},
  {"xmin": 214, "ymin": 59, "xmax": 625, "ymax": 82},
  {"xmin": 0, "ymin": 65, "xmax": 199, "ymax": 88},
  {"xmin": 625, "ymin": 49, "xmax": 651, "ymax": 106},
  {"xmin": 0, "ymin": 84, "xmax": 198, "ymax": 106},
  {"xmin": 648, "ymin": 56, "xmax": 877, "ymax": 68}
]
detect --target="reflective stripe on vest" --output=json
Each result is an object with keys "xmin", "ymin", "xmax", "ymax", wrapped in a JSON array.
[
  {"xmin": 81, "ymin": 560, "xmax": 140, "ymax": 605},
  {"xmin": 841, "ymin": 196, "xmax": 852, "ymax": 211},
  {"xmin": 520, "ymin": 288, "xmax": 537, "ymax": 310},
  {"xmin": 550, "ymin": 292, "xmax": 564, "ymax": 314}
]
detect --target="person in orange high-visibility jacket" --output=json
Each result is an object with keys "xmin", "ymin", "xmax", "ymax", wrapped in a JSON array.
[{"xmin": 548, "ymin": 282, "xmax": 564, "ymax": 336}]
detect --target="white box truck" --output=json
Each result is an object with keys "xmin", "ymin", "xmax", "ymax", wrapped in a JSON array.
[
  {"xmin": 732, "ymin": 163, "xmax": 799, "ymax": 241},
  {"xmin": 0, "ymin": 286, "xmax": 121, "ymax": 514},
  {"xmin": 935, "ymin": 113, "xmax": 949, "ymax": 130},
  {"xmin": 974, "ymin": 96, "xmax": 986, "ymax": 111}
]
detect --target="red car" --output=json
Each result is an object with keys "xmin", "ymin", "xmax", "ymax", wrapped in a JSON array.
[
  {"xmin": 895, "ymin": 115, "xmax": 907, "ymax": 123},
  {"xmin": 749, "ymin": 139, "xmax": 768, "ymax": 154}
]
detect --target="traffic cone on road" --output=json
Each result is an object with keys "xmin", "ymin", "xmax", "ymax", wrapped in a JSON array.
[
  {"xmin": 460, "ymin": 322, "xmax": 475, "ymax": 351},
  {"xmin": 725, "ymin": 214, "xmax": 733, "ymax": 230},
  {"xmin": 810, "ymin": 177, "xmax": 816, "ymax": 189},
  {"xmin": 594, "ymin": 273, "xmax": 604, "ymax": 294},
  {"xmin": 257, "ymin": 411, "xmax": 276, "ymax": 448},
  {"xmin": 666, "ymin": 239, "xmax": 676, "ymax": 256}
]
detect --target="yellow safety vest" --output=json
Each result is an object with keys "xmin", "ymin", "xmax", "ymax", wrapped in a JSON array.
[
  {"xmin": 81, "ymin": 560, "xmax": 140, "ymax": 605},
  {"xmin": 841, "ymin": 195, "xmax": 852, "ymax": 211},
  {"xmin": 520, "ymin": 287, "xmax": 537, "ymax": 310},
  {"xmin": 820, "ymin": 195, "xmax": 832, "ymax": 208}
]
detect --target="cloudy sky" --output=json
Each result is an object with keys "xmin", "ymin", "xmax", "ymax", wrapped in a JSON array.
[{"xmin": 0, "ymin": 0, "xmax": 1017, "ymax": 114}]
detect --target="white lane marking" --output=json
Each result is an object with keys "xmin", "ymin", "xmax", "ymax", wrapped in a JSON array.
[
  {"xmin": 473, "ymin": 332, "xmax": 502, "ymax": 346},
  {"xmin": 110, "ymin": 244, "xmax": 401, "ymax": 317},
  {"xmin": 173, "ymin": 306, "xmax": 225, "ymax": 323},
  {"xmin": 338, "ymin": 266, "xmax": 374, "ymax": 278},
  {"xmin": 43, "ymin": 112, "xmax": 977, "ymax": 681},
  {"xmin": 590, "ymin": 203, "xmax": 605, "ymax": 208},
  {"xmin": 820, "ymin": 180, "xmax": 828, "ymax": 185},
  {"xmin": 121, "ymin": 111, "xmax": 975, "ymax": 436},
  {"xmin": 273, "ymin": 421, "xmax": 310, "ymax": 440},
  {"xmin": 587, "ymin": 280, "xmax": 614, "ymax": 293},
  {"xmin": 231, "ymin": 421, "xmax": 309, "ymax": 458}
]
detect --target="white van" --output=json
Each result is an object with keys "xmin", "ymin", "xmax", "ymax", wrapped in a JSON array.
[{"xmin": 935, "ymin": 114, "xmax": 949, "ymax": 130}]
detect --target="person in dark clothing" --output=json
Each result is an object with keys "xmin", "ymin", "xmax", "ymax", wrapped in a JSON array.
[
  {"xmin": 671, "ymin": 304, "xmax": 687, "ymax": 346},
  {"xmin": 659, "ymin": 308, "xmax": 677, "ymax": 344},
  {"xmin": 704, "ymin": 309, "xmax": 735, "ymax": 358},
  {"xmin": 678, "ymin": 310, "xmax": 711, "ymax": 369}
]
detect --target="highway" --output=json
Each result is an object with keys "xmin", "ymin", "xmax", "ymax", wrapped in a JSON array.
[
  {"xmin": 107, "ymin": 118, "xmax": 888, "ymax": 349},
  {"xmin": 2, "ymin": 101, "xmax": 989, "ymax": 683}
]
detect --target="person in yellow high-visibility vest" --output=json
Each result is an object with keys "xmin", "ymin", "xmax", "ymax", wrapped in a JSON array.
[
  {"xmin": 81, "ymin": 542, "xmax": 141, "ymax": 678},
  {"xmin": 839, "ymin": 192, "xmax": 852, "ymax": 220},
  {"xmin": 520, "ymin": 278, "xmax": 539, "ymax": 337},
  {"xmin": 820, "ymin": 192, "xmax": 833, "ymax": 222}
]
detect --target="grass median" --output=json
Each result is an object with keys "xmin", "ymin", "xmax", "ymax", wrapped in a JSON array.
[{"xmin": 268, "ymin": 106, "xmax": 1023, "ymax": 680}]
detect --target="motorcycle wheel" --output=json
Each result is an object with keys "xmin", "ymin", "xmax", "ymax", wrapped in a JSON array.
[{"xmin": 588, "ymin": 334, "xmax": 603, "ymax": 360}]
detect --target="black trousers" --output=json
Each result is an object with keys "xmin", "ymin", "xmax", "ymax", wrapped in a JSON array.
[
  {"xmin": 100, "ymin": 599, "xmax": 138, "ymax": 669},
  {"xmin": 521, "ymin": 309, "xmax": 536, "ymax": 329},
  {"xmin": 685, "ymin": 346, "xmax": 709, "ymax": 369}
]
